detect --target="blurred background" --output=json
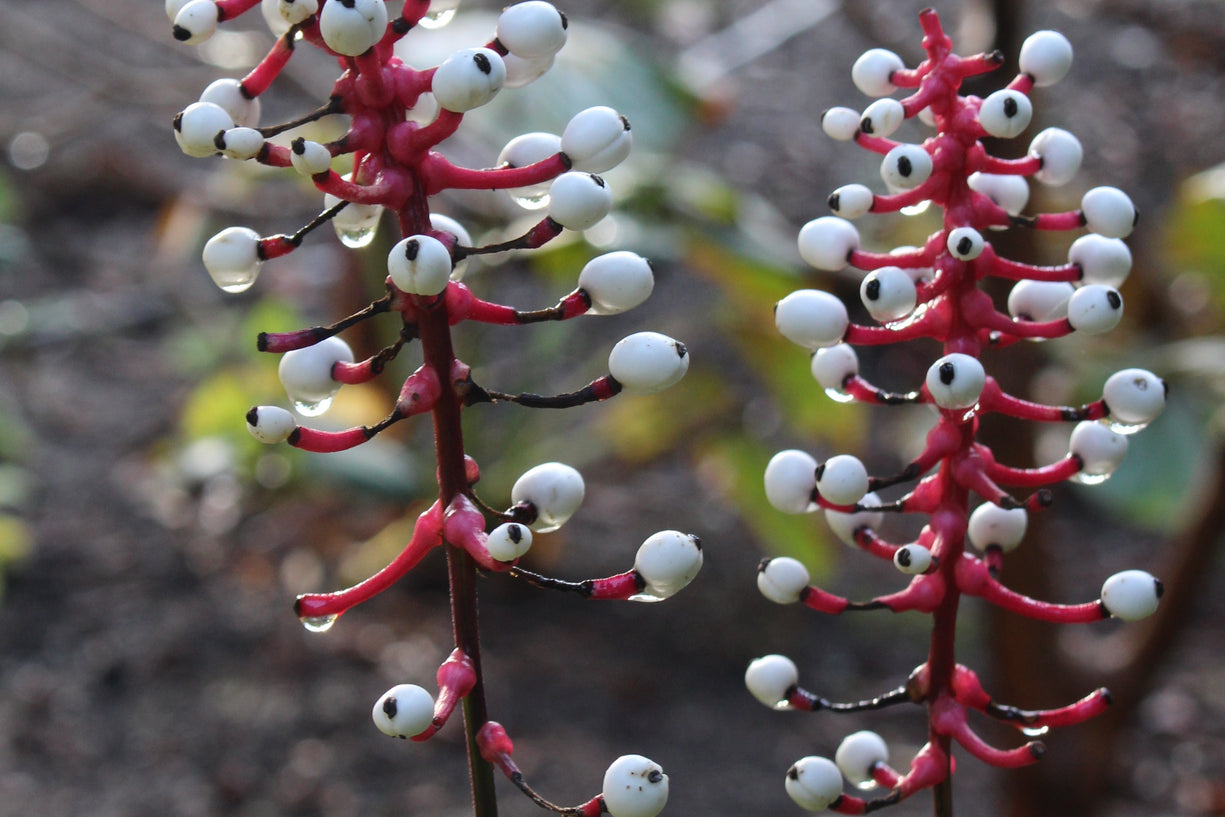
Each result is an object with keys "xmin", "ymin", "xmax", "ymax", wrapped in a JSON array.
[{"xmin": 2, "ymin": 0, "xmax": 1225, "ymax": 815}]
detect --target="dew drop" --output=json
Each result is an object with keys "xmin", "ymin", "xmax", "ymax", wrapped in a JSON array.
[
  {"xmin": 293, "ymin": 394, "xmax": 336, "ymax": 417},
  {"xmin": 300, "ymin": 614, "xmax": 338, "ymax": 632},
  {"xmin": 209, "ymin": 264, "xmax": 260, "ymax": 294},
  {"xmin": 824, "ymin": 387, "xmax": 856, "ymax": 404},
  {"xmin": 1108, "ymin": 419, "xmax": 1148, "ymax": 436},
  {"xmin": 512, "ymin": 190, "xmax": 550, "ymax": 210},
  {"xmin": 336, "ymin": 224, "xmax": 378, "ymax": 248},
  {"xmin": 626, "ymin": 592, "xmax": 665, "ymax": 603},
  {"xmin": 855, "ymin": 779, "xmax": 877, "ymax": 791},
  {"xmin": 1071, "ymin": 471, "xmax": 1112, "ymax": 486},
  {"xmin": 420, "ymin": 5, "xmax": 457, "ymax": 29}
]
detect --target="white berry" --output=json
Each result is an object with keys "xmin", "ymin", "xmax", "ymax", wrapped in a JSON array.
[
  {"xmin": 775, "ymin": 290, "xmax": 849, "ymax": 350},
  {"xmin": 798, "ymin": 217, "xmax": 860, "ymax": 271},
  {"xmin": 432, "ymin": 48, "xmax": 506, "ymax": 112},
  {"xmin": 203, "ymin": 226, "xmax": 262, "ymax": 293},
  {"xmin": 816, "ymin": 455, "xmax": 869, "ymax": 506},
  {"xmin": 608, "ymin": 332, "xmax": 689, "ymax": 394},
  {"xmin": 822, "ymin": 107, "xmax": 862, "ymax": 141},
  {"xmin": 503, "ymin": 52, "xmax": 555, "ymax": 88},
  {"xmin": 835, "ymin": 731, "xmax": 889, "ymax": 788},
  {"xmin": 217, "ymin": 127, "xmax": 265, "ymax": 160},
  {"xmin": 946, "ymin": 226, "xmax": 985, "ymax": 261},
  {"xmin": 318, "ymin": 0, "xmax": 387, "ymax": 56},
  {"xmin": 812, "ymin": 344, "xmax": 859, "ymax": 393},
  {"xmin": 1100, "ymin": 570, "xmax": 1162, "ymax": 621},
  {"xmin": 372, "ymin": 684, "xmax": 435, "ymax": 739},
  {"xmin": 852, "ymin": 48, "xmax": 904, "ymax": 97},
  {"xmin": 430, "ymin": 213, "xmax": 473, "ymax": 281},
  {"xmin": 578, "ymin": 251, "xmax": 654, "ymax": 315},
  {"xmin": 485, "ymin": 522, "xmax": 533, "ymax": 563},
  {"xmin": 290, "ymin": 138, "xmax": 332, "ymax": 176},
  {"xmin": 893, "ymin": 544, "xmax": 932, "ymax": 575},
  {"xmin": 1069, "ymin": 235, "xmax": 1131, "ymax": 288},
  {"xmin": 1019, "ymin": 30, "xmax": 1073, "ymax": 87},
  {"xmin": 860, "ymin": 98, "xmax": 904, "ymax": 137},
  {"xmin": 633, "ymin": 531, "xmax": 703, "ymax": 600},
  {"xmin": 978, "ymin": 89, "xmax": 1032, "ymax": 139},
  {"xmin": 968, "ymin": 172, "xmax": 1030, "ymax": 215},
  {"xmin": 829, "ymin": 184, "xmax": 874, "ymax": 219},
  {"xmin": 825, "ymin": 491, "xmax": 883, "ymax": 546},
  {"xmin": 745, "ymin": 654, "xmax": 799, "ymax": 708},
  {"xmin": 860, "ymin": 266, "xmax": 917, "ymax": 323},
  {"xmin": 174, "ymin": 102, "xmax": 233, "ymax": 157},
  {"xmin": 1103, "ymin": 368, "xmax": 1165, "ymax": 428},
  {"xmin": 1029, "ymin": 128, "xmax": 1083, "ymax": 186},
  {"xmin": 199, "ymin": 78, "xmax": 261, "ymax": 128},
  {"xmin": 498, "ymin": 131, "xmax": 562, "ymax": 207},
  {"xmin": 764, "ymin": 450, "xmax": 819, "ymax": 515},
  {"xmin": 172, "ymin": 0, "xmax": 219, "ymax": 44},
  {"xmin": 387, "ymin": 234, "xmax": 453, "ymax": 296},
  {"xmin": 1008, "ymin": 280, "xmax": 1074, "ymax": 321},
  {"xmin": 786, "ymin": 756, "xmax": 843, "ymax": 811},
  {"xmin": 1069, "ymin": 421, "xmax": 1128, "ymax": 477},
  {"xmin": 926, "ymin": 353, "xmax": 986, "ymax": 410},
  {"xmin": 246, "ymin": 405, "xmax": 297, "ymax": 444},
  {"xmin": 967, "ymin": 503, "xmax": 1027, "ymax": 553},
  {"xmin": 1067, "ymin": 285, "xmax": 1123, "ymax": 335},
  {"xmin": 511, "ymin": 462, "xmax": 585, "ymax": 533},
  {"xmin": 757, "ymin": 557, "xmax": 810, "ymax": 605},
  {"xmin": 497, "ymin": 1, "xmax": 567, "ymax": 60},
  {"xmin": 881, "ymin": 144, "xmax": 932, "ymax": 190},
  {"xmin": 279, "ymin": 336, "xmax": 353, "ymax": 412},
  {"xmin": 1081, "ymin": 187, "xmax": 1136, "ymax": 239},
  {"xmin": 561, "ymin": 107, "xmax": 632, "ymax": 173},
  {"xmin": 548, "ymin": 172, "xmax": 613, "ymax": 231},
  {"xmin": 602, "ymin": 756, "xmax": 669, "ymax": 817},
  {"xmin": 277, "ymin": 0, "xmax": 319, "ymax": 26}
]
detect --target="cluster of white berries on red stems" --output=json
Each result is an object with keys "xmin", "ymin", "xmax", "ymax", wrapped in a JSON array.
[
  {"xmin": 752, "ymin": 11, "xmax": 1165, "ymax": 813},
  {"xmin": 169, "ymin": 3, "xmax": 695, "ymax": 816}
]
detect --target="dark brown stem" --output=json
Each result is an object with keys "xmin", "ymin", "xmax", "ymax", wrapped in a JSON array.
[{"xmin": 409, "ymin": 192, "xmax": 498, "ymax": 817}]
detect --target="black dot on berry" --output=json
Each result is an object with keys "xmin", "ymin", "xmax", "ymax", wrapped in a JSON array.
[
  {"xmin": 507, "ymin": 524, "xmax": 523, "ymax": 543},
  {"xmin": 1154, "ymin": 578, "xmax": 1165, "ymax": 598},
  {"xmin": 865, "ymin": 279, "xmax": 881, "ymax": 300},
  {"xmin": 291, "ymin": 137, "xmax": 306, "ymax": 154},
  {"xmin": 474, "ymin": 52, "xmax": 492, "ymax": 74},
  {"xmin": 897, "ymin": 155, "xmax": 913, "ymax": 177},
  {"xmin": 957, "ymin": 236, "xmax": 973, "ymax": 256},
  {"xmin": 172, "ymin": 25, "xmax": 192, "ymax": 41},
  {"xmin": 404, "ymin": 239, "xmax": 420, "ymax": 261},
  {"xmin": 1003, "ymin": 96, "xmax": 1018, "ymax": 117},
  {"xmin": 591, "ymin": 174, "xmax": 606, "ymax": 187},
  {"xmin": 828, "ymin": 193, "xmax": 841, "ymax": 211},
  {"xmin": 382, "ymin": 696, "xmax": 398, "ymax": 718},
  {"xmin": 897, "ymin": 548, "xmax": 912, "ymax": 567},
  {"xmin": 939, "ymin": 361, "xmax": 956, "ymax": 385},
  {"xmin": 1106, "ymin": 290, "xmax": 1122, "ymax": 309},
  {"xmin": 648, "ymin": 771, "xmax": 663, "ymax": 784},
  {"xmin": 674, "ymin": 341, "xmax": 688, "ymax": 359}
]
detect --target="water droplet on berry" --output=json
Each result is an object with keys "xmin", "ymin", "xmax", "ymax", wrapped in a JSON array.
[
  {"xmin": 512, "ymin": 190, "xmax": 550, "ymax": 210},
  {"xmin": 300, "ymin": 613, "xmax": 338, "ymax": 632},
  {"xmin": 420, "ymin": 5, "xmax": 457, "ymax": 29},
  {"xmin": 1107, "ymin": 418, "xmax": 1148, "ymax": 436},
  {"xmin": 336, "ymin": 223, "xmax": 378, "ymax": 248},
  {"xmin": 824, "ymin": 386, "xmax": 855, "ymax": 404},
  {"xmin": 1071, "ymin": 471, "xmax": 1112, "ymax": 486},
  {"xmin": 209, "ymin": 264, "xmax": 260, "ymax": 294},
  {"xmin": 293, "ymin": 394, "xmax": 336, "ymax": 417}
]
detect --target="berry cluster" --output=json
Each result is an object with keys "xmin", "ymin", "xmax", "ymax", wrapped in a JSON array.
[
  {"xmin": 167, "ymin": 2, "xmax": 699, "ymax": 816},
  {"xmin": 749, "ymin": 10, "xmax": 1165, "ymax": 814}
]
